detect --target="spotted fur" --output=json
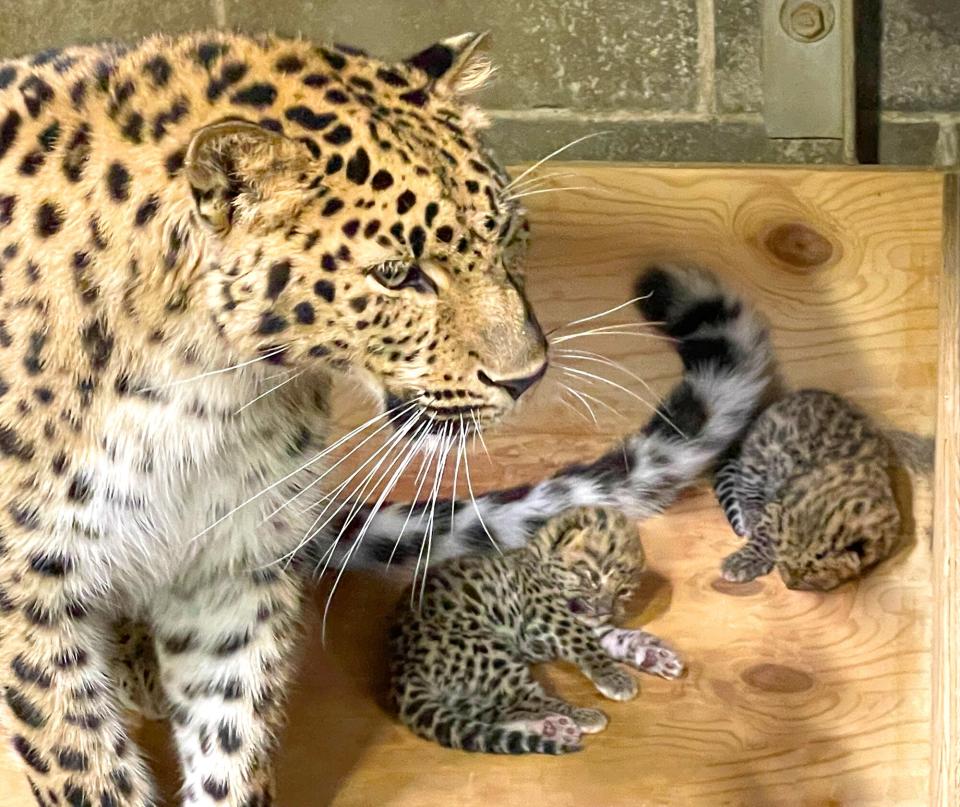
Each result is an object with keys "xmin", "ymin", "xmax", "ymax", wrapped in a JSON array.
[
  {"xmin": 389, "ymin": 506, "xmax": 684, "ymax": 754},
  {"xmin": 713, "ymin": 389, "xmax": 934, "ymax": 591},
  {"xmin": 0, "ymin": 27, "xmax": 775, "ymax": 806}
]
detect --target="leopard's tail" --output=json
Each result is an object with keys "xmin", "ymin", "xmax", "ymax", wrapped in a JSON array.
[
  {"xmin": 395, "ymin": 684, "xmax": 579, "ymax": 755},
  {"xmin": 315, "ymin": 263, "xmax": 778, "ymax": 571}
]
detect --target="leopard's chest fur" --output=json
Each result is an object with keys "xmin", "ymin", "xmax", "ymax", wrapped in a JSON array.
[{"xmin": 54, "ymin": 355, "xmax": 330, "ymax": 603}]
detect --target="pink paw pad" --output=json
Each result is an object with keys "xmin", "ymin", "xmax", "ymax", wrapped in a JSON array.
[
  {"xmin": 603, "ymin": 629, "xmax": 685, "ymax": 679},
  {"xmin": 508, "ymin": 714, "xmax": 582, "ymax": 750}
]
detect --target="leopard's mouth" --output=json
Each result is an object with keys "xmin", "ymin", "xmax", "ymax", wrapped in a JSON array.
[{"xmin": 385, "ymin": 393, "xmax": 500, "ymax": 435}]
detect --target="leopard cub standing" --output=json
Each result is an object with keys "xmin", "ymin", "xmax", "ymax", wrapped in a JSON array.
[
  {"xmin": 714, "ymin": 388, "xmax": 933, "ymax": 591},
  {"xmin": 389, "ymin": 506, "xmax": 684, "ymax": 754}
]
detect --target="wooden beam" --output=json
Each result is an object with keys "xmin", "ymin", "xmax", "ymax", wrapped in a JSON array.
[{"xmin": 934, "ymin": 173, "xmax": 960, "ymax": 807}]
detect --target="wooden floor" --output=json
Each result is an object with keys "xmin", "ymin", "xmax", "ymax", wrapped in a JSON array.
[{"xmin": 0, "ymin": 165, "xmax": 944, "ymax": 806}]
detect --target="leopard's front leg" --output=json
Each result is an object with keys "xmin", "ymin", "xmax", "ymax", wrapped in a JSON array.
[
  {"xmin": 0, "ymin": 552, "xmax": 156, "ymax": 806},
  {"xmin": 150, "ymin": 566, "xmax": 304, "ymax": 807},
  {"xmin": 531, "ymin": 606, "xmax": 639, "ymax": 702}
]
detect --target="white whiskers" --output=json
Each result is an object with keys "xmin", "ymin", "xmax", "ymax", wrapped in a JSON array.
[
  {"xmin": 317, "ymin": 417, "xmax": 430, "ymax": 639},
  {"xmin": 415, "ymin": 423, "xmax": 456, "ymax": 606},
  {"xmin": 505, "ymin": 185, "xmax": 595, "ymax": 203},
  {"xmin": 503, "ymin": 131, "xmax": 610, "ymax": 193},
  {"xmin": 505, "ymin": 171, "xmax": 578, "ymax": 194},
  {"xmin": 189, "ymin": 400, "xmax": 418, "ymax": 545},
  {"xmin": 137, "ymin": 345, "xmax": 288, "ymax": 394},
  {"xmin": 548, "ymin": 294, "xmax": 655, "ymax": 336},
  {"xmin": 461, "ymin": 415, "xmax": 500, "ymax": 556},
  {"xmin": 550, "ymin": 324, "xmax": 673, "ymax": 345},
  {"xmin": 235, "ymin": 370, "xmax": 304, "ymax": 415}
]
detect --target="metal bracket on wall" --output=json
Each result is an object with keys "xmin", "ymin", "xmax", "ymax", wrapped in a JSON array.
[{"xmin": 762, "ymin": 0, "xmax": 856, "ymax": 163}]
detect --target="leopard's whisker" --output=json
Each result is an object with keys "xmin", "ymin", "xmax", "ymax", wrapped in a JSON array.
[
  {"xmin": 462, "ymin": 422, "xmax": 501, "ymax": 556},
  {"xmin": 418, "ymin": 423, "xmax": 455, "ymax": 607},
  {"xmin": 558, "ymin": 386, "xmax": 595, "ymax": 426},
  {"xmin": 340, "ymin": 419, "xmax": 431, "ymax": 565},
  {"xmin": 275, "ymin": 414, "xmax": 420, "ymax": 569},
  {"xmin": 505, "ymin": 186, "xmax": 594, "ymax": 202},
  {"xmin": 381, "ymin": 425, "xmax": 437, "ymax": 570},
  {"xmin": 189, "ymin": 399, "xmax": 419, "ymax": 544},
  {"xmin": 550, "ymin": 325, "xmax": 674, "ymax": 345},
  {"xmin": 546, "ymin": 295, "xmax": 655, "ymax": 336},
  {"xmin": 234, "ymin": 370, "xmax": 304, "ymax": 415},
  {"xmin": 261, "ymin": 368, "xmax": 297, "ymax": 384},
  {"xmin": 389, "ymin": 431, "xmax": 443, "ymax": 569},
  {"xmin": 557, "ymin": 347, "xmax": 684, "ymax": 435},
  {"xmin": 470, "ymin": 409, "xmax": 492, "ymax": 464},
  {"xmin": 266, "ymin": 417, "xmax": 417, "ymax": 568},
  {"xmin": 554, "ymin": 347, "xmax": 668, "ymax": 416},
  {"xmin": 306, "ymin": 413, "xmax": 423, "ymax": 543},
  {"xmin": 558, "ymin": 363, "xmax": 687, "ymax": 439},
  {"xmin": 558, "ymin": 379, "xmax": 624, "ymax": 422},
  {"xmin": 311, "ymin": 421, "xmax": 427, "ymax": 578},
  {"xmin": 410, "ymin": 427, "xmax": 450, "ymax": 603},
  {"xmin": 318, "ymin": 418, "xmax": 429, "ymax": 640},
  {"xmin": 505, "ymin": 171, "xmax": 578, "ymax": 194},
  {"xmin": 502, "ymin": 131, "xmax": 609, "ymax": 192},
  {"xmin": 137, "ymin": 344, "xmax": 288, "ymax": 393},
  {"xmin": 448, "ymin": 421, "xmax": 465, "ymax": 537},
  {"xmin": 258, "ymin": 399, "xmax": 422, "ymax": 523},
  {"xmin": 560, "ymin": 382, "xmax": 599, "ymax": 426},
  {"xmin": 411, "ymin": 422, "xmax": 452, "ymax": 603},
  {"xmin": 320, "ymin": 424, "xmax": 425, "ymax": 611}
]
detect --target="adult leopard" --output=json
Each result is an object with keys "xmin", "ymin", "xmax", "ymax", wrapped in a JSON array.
[{"xmin": 0, "ymin": 31, "xmax": 776, "ymax": 806}]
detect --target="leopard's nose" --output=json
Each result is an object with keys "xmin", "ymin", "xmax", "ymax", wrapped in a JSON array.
[{"xmin": 477, "ymin": 361, "xmax": 548, "ymax": 400}]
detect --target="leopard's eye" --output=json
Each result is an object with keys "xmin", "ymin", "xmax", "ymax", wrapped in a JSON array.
[
  {"xmin": 370, "ymin": 260, "xmax": 437, "ymax": 294},
  {"xmin": 372, "ymin": 260, "xmax": 411, "ymax": 288}
]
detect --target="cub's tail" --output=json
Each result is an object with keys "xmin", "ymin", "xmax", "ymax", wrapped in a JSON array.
[
  {"xmin": 885, "ymin": 428, "xmax": 935, "ymax": 544},
  {"xmin": 885, "ymin": 429, "xmax": 935, "ymax": 476},
  {"xmin": 315, "ymin": 263, "xmax": 778, "ymax": 571}
]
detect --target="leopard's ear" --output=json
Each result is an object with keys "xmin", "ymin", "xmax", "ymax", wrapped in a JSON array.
[
  {"xmin": 403, "ymin": 32, "xmax": 495, "ymax": 96},
  {"xmin": 184, "ymin": 120, "xmax": 312, "ymax": 234}
]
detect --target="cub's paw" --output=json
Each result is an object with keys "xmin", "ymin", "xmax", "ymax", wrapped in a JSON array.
[
  {"xmin": 721, "ymin": 547, "xmax": 774, "ymax": 583},
  {"xmin": 571, "ymin": 707, "xmax": 608, "ymax": 734},
  {"xmin": 594, "ymin": 669, "xmax": 638, "ymax": 701},
  {"xmin": 602, "ymin": 629, "xmax": 685, "ymax": 680},
  {"xmin": 503, "ymin": 713, "xmax": 583, "ymax": 754}
]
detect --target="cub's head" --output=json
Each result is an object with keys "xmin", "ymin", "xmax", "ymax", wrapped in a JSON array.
[
  {"xmin": 770, "ymin": 463, "xmax": 902, "ymax": 591},
  {"xmin": 530, "ymin": 507, "xmax": 644, "ymax": 625},
  {"xmin": 184, "ymin": 33, "xmax": 546, "ymax": 434}
]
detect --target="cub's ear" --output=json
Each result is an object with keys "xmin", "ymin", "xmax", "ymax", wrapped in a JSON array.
[
  {"xmin": 403, "ymin": 31, "xmax": 495, "ymax": 96},
  {"xmin": 184, "ymin": 120, "xmax": 312, "ymax": 235}
]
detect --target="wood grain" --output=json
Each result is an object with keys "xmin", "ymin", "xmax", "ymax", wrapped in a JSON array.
[
  {"xmin": 933, "ymin": 173, "xmax": 960, "ymax": 807},
  {"xmin": 0, "ymin": 165, "xmax": 943, "ymax": 806}
]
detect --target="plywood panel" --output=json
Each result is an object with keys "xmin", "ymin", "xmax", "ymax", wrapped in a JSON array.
[
  {"xmin": 0, "ymin": 166, "xmax": 943, "ymax": 807},
  {"xmin": 933, "ymin": 174, "xmax": 960, "ymax": 807}
]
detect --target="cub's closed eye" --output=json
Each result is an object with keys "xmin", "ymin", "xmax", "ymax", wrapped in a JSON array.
[{"xmin": 370, "ymin": 260, "xmax": 438, "ymax": 294}]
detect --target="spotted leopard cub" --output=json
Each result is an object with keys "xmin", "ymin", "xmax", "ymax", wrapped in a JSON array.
[
  {"xmin": 389, "ymin": 506, "xmax": 683, "ymax": 754},
  {"xmin": 714, "ymin": 388, "xmax": 933, "ymax": 591}
]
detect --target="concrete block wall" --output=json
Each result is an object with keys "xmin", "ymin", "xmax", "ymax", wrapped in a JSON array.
[{"xmin": 1, "ymin": 0, "xmax": 957, "ymax": 165}]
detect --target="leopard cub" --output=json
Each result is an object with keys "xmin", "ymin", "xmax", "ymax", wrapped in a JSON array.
[
  {"xmin": 389, "ymin": 506, "xmax": 684, "ymax": 755},
  {"xmin": 714, "ymin": 388, "xmax": 932, "ymax": 591}
]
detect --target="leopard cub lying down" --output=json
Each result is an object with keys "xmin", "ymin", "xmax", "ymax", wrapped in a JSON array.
[{"xmin": 389, "ymin": 506, "xmax": 684, "ymax": 754}]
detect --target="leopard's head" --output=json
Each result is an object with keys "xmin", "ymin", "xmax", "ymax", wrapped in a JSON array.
[
  {"xmin": 184, "ymin": 33, "xmax": 546, "ymax": 435},
  {"xmin": 771, "ymin": 463, "xmax": 902, "ymax": 591},
  {"xmin": 531, "ymin": 507, "xmax": 644, "ymax": 625}
]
